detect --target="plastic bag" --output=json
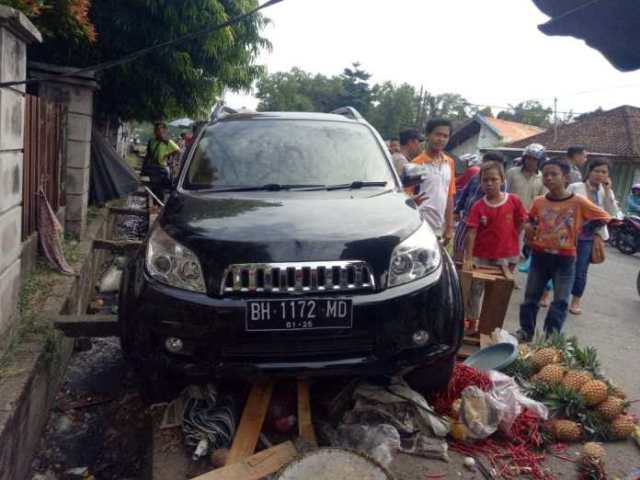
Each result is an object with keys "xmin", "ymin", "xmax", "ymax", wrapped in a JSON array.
[
  {"xmin": 490, "ymin": 328, "xmax": 519, "ymax": 347},
  {"xmin": 334, "ymin": 424, "xmax": 401, "ymax": 467},
  {"xmin": 488, "ymin": 370, "xmax": 548, "ymax": 432},
  {"xmin": 99, "ymin": 265, "xmax": 122, "ymax": 293},
  {"xmin": 459, "ymin": 386, "xmax": 505, "ymax": 439}
]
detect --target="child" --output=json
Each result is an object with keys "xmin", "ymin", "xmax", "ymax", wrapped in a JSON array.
[
  {"xmin": 516, "ymin": 159, "xmax": 611, "ymax": 342},
  {"xmin": 463, "ymin": 162, "xmax": 528, "ymax": 333}
]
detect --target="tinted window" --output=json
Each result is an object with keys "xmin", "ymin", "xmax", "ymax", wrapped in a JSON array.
[{"xmin": 183, "ymin": 119, "xmax": 394, "ymax": 189}]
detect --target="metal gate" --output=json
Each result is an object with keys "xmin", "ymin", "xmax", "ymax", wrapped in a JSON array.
[{"xmin": 22, "ymin": 95, "xmax": 66, "ymax": 240}]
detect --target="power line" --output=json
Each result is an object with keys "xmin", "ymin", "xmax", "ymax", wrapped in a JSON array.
[{"xmin": 0, "ymin": 0, "xmax": 284, "ymax": 89}]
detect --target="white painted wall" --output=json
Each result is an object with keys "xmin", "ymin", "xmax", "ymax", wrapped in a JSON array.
[{"xmin": 451, "ymin": 124, "xmax": 502, "ymax": 158}]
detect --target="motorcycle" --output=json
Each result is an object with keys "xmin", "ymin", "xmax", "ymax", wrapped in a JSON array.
[
  {"xmin": 608, "ymin": 218, "xmax": 624, "ymax": 248},
  {"xmin": 615, "ymin": 215, "xmax": 640, "ymax": 255}
]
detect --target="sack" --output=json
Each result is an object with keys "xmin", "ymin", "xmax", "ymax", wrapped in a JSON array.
[{"xmin": 591, "ymin": 234, "xmax": 606, "ymax": 264}]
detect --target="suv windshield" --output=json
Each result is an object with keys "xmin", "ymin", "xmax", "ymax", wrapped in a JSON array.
[{"xmin": 182, "ymin": 119, "xmax": 395, "ymax": 190}]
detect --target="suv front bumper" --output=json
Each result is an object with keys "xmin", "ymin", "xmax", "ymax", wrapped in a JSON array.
[{"xmin": 119, "ymin": 254, "xmax": 464, "ymax": 380}]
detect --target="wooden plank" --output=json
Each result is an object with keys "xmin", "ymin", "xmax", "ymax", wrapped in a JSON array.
[
  {"xmin": 108, "ymin": 207, "xmax": 148, "ymax": 217},
  {"xmin": 460, "ymin": 270, "xmax": 473, "ymax": 318},
  {"xmin": 53, "ymin": 314, "xmax": 119, "ymax": 338},
  {"xmin": 500, "ymin": 264, "xmax": 514, "ymax": 281},
  {"xmin": 478, "ymin": 277, "xmax": 514, "ymax": 335},
  {"xmin": 471, "ymin": 272, "xmax": 498, "ymax": 282},
  {"xmin": 193, "ymin": 441, "xmax": 297, "ymax": 480},
  {"xmin": 463, "ymin": 335, "xmax": 481, "ymax": 346},
  {"xmin": 226, "ymin": 381, "xmax": 274, "ymax": 465},
  {"xmin": 297, "ymin": 379, "xmax": 317, "ymax": 446},
  {"xmin": 457, "ymin": 343, "xmax": 476, "ymax": 359},
  {"xmin": 93, "ymin": 239, "xmax": 143, "ymax": 254}
]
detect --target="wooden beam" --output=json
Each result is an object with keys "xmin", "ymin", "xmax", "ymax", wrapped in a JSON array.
[
  {"xmin": 193, "ymin": 441, "xmax": 297, "ymax": 480},
  {"xmin": 93, "ymin": 239, "xmax": 142, "ymax": 254},
  {"xmin": 108, "ymin": 207, "xmax": 148, "ymax": 217},
  {"xmin": 53, "ymin": 314, "xmax": 119, "ymax": 338},
  {"xmin": 500, "ymin": 264, "xmax": 514, "ymax": 281},
  {"xmin": 226, "ymin": 381, "xmax": 274, "ymax": 465},
  {"xmin": 297, "ymin": 379, "xmax": 317, "ymax": 446}
]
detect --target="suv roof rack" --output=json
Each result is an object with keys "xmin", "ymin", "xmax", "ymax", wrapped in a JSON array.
[
  {"xmin": 330, "ymin": 106, "xmax": 364, "ymax": 121},
  {"xmin": 210, "ymin": 102, "xmax": 239, "ymax": 122}
]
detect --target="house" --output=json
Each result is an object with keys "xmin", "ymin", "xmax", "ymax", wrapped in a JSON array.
[
  {"xmin": 506, "ymin": 105, "xmax": 640, "ymax": 203},
  {"xmin": 447, "ymin": 115, "xmax": 544, "ymax": 162}
]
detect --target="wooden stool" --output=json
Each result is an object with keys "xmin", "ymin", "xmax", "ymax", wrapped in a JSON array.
[{"xmin": 458, "ymin": 264, "xmax": 515, "ymax": 359}]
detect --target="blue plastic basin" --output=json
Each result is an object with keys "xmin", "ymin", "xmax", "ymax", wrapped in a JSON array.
[{"xmin": 463, "ymin": 342, "xmax": 518, "ymax": 371}]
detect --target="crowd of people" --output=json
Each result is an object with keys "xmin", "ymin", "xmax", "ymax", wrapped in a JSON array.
[{"xmin": 389, "ymin": 119, "xmax": 638, "ymax": 342}]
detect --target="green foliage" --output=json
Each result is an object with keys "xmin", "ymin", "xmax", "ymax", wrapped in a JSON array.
[
  {"xmin": 29, "ymin": 0, "xmax": 270, "ymax": 122},
  {"xmin": 5, "ymin": 0, "xmax": 96, "ymax": 43},
  {"xmin": 255, "ymin": 64, "xmax": 482, "ymax": 139},
  {"xmin": 503, "ymin": 356, "xmax": 535, "ymax": 382},
  {"xmin": 570, "ymin": 345, "xmax": 602, "ymax": 377},
  {"xmin": 544, "ymin": 384, "xmax": 587, "ymax": 419},
  {"xmin": 497, "ymin": 100, "xmax": 553, "ymax": 128},
  {"xmin": 368, "ymin": 82, "xmax": 417, "ymax": 140}
]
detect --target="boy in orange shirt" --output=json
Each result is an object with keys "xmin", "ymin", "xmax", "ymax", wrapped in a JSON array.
[{"xmin": 516, "ymin": 159, "xmax": 610, "ymax": 342}]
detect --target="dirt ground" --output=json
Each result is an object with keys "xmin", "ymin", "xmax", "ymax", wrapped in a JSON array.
[{"xmin": 30, "ymin": 247, "xmax": 640, "ymax": 479}]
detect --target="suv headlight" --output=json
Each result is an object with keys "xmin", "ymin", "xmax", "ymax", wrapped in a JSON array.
[
  {"xmin": 388, "ymin": 223, "xmax": 441, "ymax": 287},
  {"xmin": 146, "ymin": 225, "xmax": 206, "ymax": 293}
]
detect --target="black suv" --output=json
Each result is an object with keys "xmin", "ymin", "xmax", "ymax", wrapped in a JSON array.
[{"xmin": 119, "ymin": 108, "xmax": 463, "ymax": 400}]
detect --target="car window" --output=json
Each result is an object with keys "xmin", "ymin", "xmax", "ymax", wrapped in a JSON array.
[{"xmin": 183, "ymin": 119, "xmax": 394, "ymax": 189}]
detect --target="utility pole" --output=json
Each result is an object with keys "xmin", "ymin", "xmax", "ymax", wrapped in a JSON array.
[{"xmin": 553, "ymin": 97, "xmax": 558, "ymax": 142}]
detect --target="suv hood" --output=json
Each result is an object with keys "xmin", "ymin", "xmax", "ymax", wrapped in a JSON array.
[{"xmin": 160, "ymin": 190, "xmax": 424, "ymax": 291}]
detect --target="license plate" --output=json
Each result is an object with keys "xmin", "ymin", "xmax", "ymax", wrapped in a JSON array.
[{"xmin": 245, "ymin": 299, "xmax": 353, "ymax": 331}]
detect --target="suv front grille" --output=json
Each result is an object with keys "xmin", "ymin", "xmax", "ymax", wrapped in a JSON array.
[{"xmin": 220, "ymin": 261, "xmax": 375, "ymax": 295}]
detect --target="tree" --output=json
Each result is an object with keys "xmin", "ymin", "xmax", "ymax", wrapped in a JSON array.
[
  {"xmin": 368, "ymin": 82, "xmax": 417, "ymax": 139},
  {"xmin": 476, "ymin": 106, "xmax": 494, "ymax": 118},
  {"xmin": 5, "ymin": 0, "xmax": 96, "ymax": 43},
  {"xmin": 25, "ymin": 0, "xmax": 270, "ymax": 122},
  {"xmin": 416, "ymin": 91, "xmax": 474, "ymax": 130},
  {"xmin": 255, "ymin": 69, "xmax": 343, "ymax": 112},
  {"xmin": 339, "ymin": 62, "xmax": 373, "ymax": 116},
  {"xmin": 497, "ymin": 100, "xmax": 553, "ymax": 128}
]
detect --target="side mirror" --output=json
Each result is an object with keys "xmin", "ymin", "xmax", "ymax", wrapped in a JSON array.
[{"xmin": 402, "ymin": 163, "xmax": 427, "ymax": 188}]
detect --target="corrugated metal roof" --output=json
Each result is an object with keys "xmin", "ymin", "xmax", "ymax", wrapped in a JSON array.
[{"xmin": 483, "ymin": 117, "xmax": 545, "ymax": 143}]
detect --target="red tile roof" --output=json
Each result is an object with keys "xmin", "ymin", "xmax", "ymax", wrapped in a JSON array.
[
  {"xmin": 484, "ymin": 117, "xmax": 544, "ymax": 143},
  {"xmin": 508, "ymin": 105, "xmax": 640, "ymax": 158}
]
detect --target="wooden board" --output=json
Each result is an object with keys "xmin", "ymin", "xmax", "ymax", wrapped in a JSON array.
[
  {"xmin": 192, "ymin": 442, "xmax": 297, "ymax": 480},
  {"xmin": 93, "ymin": 239, "xmax": 143, "ymax": 254},
  {"xmin": 108, "ymin": 207, "xmax": 148, "ymax": 217},
  {"xmin": 297, "ymin": 379, "xmax": 317, "ymax": 446},
  {"xmin": 226, "ymin": 381, "xmax": 274, "ymax": 465},
  {"xmin": 52, "ymin": 314, "xmax": 119, "ymax": 338},
  {"xmin": 478, "ymin": 277, "xmax": 514, "ymax": 335}
]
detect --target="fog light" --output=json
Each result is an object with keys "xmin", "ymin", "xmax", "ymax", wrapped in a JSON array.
[
  {"xmin": 165, "ymin": 337, "xmax": 184, "ymax": 353},
  {"xmin": 412, "ymin": 330, "xmax": 429, "ymax": 346}
]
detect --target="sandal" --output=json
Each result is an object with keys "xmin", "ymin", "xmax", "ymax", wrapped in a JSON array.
[{"xmin": 569, "ymin": 307, "xmax": 582, "ymax": 315}]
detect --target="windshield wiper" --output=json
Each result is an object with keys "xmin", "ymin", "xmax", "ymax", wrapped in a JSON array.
[
  {"xmin": 326, "ymin": 181, "xmax": 388, "ymax": 191},
  {"xmin": 195, "ymin": 184, "xmax": 325, "ymax": 193}
]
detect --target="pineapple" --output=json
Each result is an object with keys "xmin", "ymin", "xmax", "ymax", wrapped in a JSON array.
[
  {"xmin": 544, "ymin": 384, "xmax": 587, "ymax": 419},
  {"xmin": 580, "ymin": 380, "xmax": 609, "ymax": 406},
  {"xmin": 551, "ymin": 419, "xmax": 583, "ymax": 442},
  {"xmin": 532, "ymin": 347, "xmax": 563, "ymax": 370},
  {"xmin": 596, "ymin": 396, "xmax": 626, "ymax": 420},
  {"xmin": 609, "ymin": 384, "xmax": 627, "ymax": 400},
  {"xmin": 533, "ymin": 364, "xmax": 565, "ymax": 386},
  {"xmin": 562, "ymin": 370, "xmax": 592, "ymax": 392},
  {"xmin": 571, "ymin": 345, "xmax": 602, "ymax": 377},
  {"xmin": 611, "ymin": 414, "xmax": 636, "ymax": 440},
  {"xmin": 582, "ymin": 442, "xmax": 606, "ymax": 461}
]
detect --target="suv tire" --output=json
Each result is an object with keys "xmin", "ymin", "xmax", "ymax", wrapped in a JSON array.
[{"xmin": 404, "ymin": 354, "xmax": 455, "ymax": 393}]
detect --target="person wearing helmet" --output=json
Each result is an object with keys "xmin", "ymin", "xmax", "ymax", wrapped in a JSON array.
[
  {"xmin": 506, "ymin": 143, "xmax": 546, "ymax": 210},
  {"xmin": 627, "ymin": 184, "xmax": 640, "ymax": 216}
]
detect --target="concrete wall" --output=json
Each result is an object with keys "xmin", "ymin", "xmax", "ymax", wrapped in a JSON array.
[
  {"xmin": 29, "ymin": 62, "xmax": 97, "ymax": 239},
  {"xmin": 0, "ymin": 7, "xmax": 41, "ymax": 349}
]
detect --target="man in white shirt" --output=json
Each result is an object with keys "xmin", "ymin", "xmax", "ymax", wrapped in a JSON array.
[{"xmin": 411, "ymin": 119, "xmax": 456, "ymax": 244}]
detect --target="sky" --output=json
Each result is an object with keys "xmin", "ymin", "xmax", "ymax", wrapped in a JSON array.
[{"xmin": 226, "ymin": 0, "xmax": 640, "ymax": 117}]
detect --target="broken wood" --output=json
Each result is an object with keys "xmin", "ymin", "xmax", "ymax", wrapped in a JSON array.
[
  {"xmin": 53, "ymin": 314, "xmax": 119, "ymax": 338},
  {"xmin": 108, "ymin": 206, "xmax": 148, "ymax": 217},
  {"xmin": 226, "ymin": 381, "xmax": 274, "ymax": 465},
  {"xmin": 192, "ymin": 441, "xmax": 297, "ymax": 480},
  {"xmin": 297, "ymin": 379, "xmax": 317, "ymax": 446},
  {"xmin": 93, "ymin": 239, "xmax": 142, "ymax": 254}
]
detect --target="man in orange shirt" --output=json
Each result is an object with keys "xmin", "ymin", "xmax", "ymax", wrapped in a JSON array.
[{"xmin": 412, "ymin": 118, "xmax": 456, "ymax": 244}]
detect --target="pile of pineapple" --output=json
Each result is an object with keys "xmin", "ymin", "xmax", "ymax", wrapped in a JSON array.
[{"xmin": 508, "ymin": 334, "xmax": 637, "ymax": 444}]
